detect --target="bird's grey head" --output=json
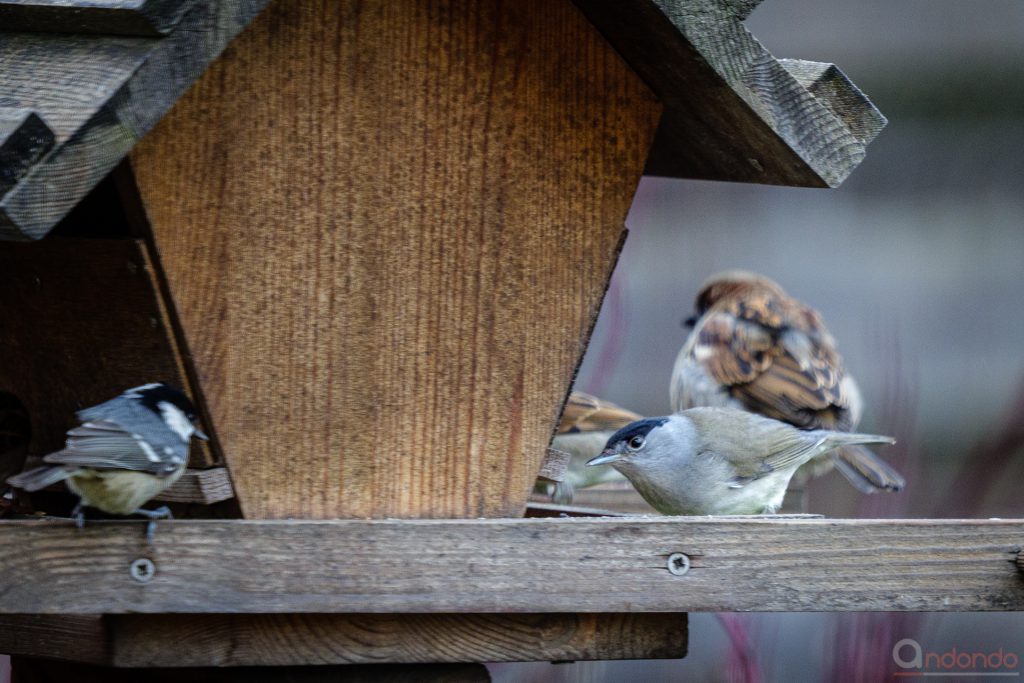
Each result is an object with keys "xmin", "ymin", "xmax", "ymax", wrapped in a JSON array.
[{"xmin": 586, "ymin": 415, "xmax": 696, "ymax": 476}]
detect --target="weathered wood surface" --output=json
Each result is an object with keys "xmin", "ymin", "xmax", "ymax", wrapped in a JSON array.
[
  {"xmin": 0, "ymin": 613, "xmax": 684, "ymax": 666},
  {"xmin": 0, "ymin": 518, "xmax": 1020, "ymax": 613},
  {"xmin": 574, "ymin": 0, "xmax": 886, "ymax": 187},
  {"xmin": 0, "ymin": 238, "xmax": 213, "ymax": 466},
  {"xmin": 107, "ymin": 613, "xmax": 686, "ymax": 666},
  {"xmin": 0, "ymin": 0, "xmax": 192, "ymax": 36},
  {"xmin": 524, "ymin": 501, "xmax": 631, "ymax": 517},
  {"xmin": 778, "ymin": 58, "xmax": 887, "ymax": 145},
  {"xmin": 536, "ymin": 449, "xmax": 571, "ymax": 483},
  {"xmin": 9, "ymin": 659, "xmax": 492, "ymax": 683},
  {"xmin": 152, "ymin": 467, "xmax": 233, "ymax": 504},
  {"xmin": 0, "ymin": 615, "xmax": 109, "ymax": 665},
  {"xmin": 132, "ymin": 0, "xmax": 661, "ymax": 519},
  {"xmin": 0, "ymin": 0, "xmax": 270, "ymax": 240},
  {"xmin": 0, "ymin": 109, "xmax": 54, "ymax": 197}
]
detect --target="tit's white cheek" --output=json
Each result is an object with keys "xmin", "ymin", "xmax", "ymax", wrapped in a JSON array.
[{"xmin": 159, "ymin": 401, "xmax": 195, "ymax": 441}]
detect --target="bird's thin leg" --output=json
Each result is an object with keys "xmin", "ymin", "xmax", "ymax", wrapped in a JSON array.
[
  {"xmin": 71, "ymin": 501, "xmax": 86, "ymax": 529},
  {"xmin": 133, "ymin": 505, "xmax": 173, "ymax": 543}
]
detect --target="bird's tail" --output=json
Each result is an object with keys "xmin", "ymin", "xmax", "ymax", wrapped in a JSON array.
[
  {"xmin": 830, "ymin": 444, "xmax": 905, "ymax": 494},
  {"xmin": 6, "ymin": 466, "xmax": 75, "ymax": 492}
]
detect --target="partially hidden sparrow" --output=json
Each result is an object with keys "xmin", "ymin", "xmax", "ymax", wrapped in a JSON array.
[
  {"xmin": 546, "ymin": 391, "xmax": 641, "ymax": 503},
  {"xmin": 670, "ymin": 270, "xmax": 904, "ymax": 493}
]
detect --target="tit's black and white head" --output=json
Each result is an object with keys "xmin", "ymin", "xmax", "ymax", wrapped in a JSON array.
[{"xmin": 123, "ymin": 382, "xmax": 206, "ymax": 443}]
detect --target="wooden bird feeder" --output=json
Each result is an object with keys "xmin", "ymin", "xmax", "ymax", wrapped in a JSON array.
[{"xmin": 2, "ymin": 0, "xmax": 1020, "ymax": 680}]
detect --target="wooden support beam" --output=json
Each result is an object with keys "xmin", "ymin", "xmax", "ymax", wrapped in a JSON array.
[
  {"xmin": 0, "ymin": 0, "xmax": 270, "ymax": 239},
  {"xmin": 778, "ymin": 58, "xmax": 887, "ymax": 145},
  {"xmin": 0, "ymin": 518, "xmax": 1020, "ymax": 613},
  {"xmin": 0, "ymin": 109, "xmax": 54, "ymax": 198},
  {"xmin": 0, "ymin": 613, "xmax": 686, "ymax": 666},
  {"xmin": 574, "ymin": 0, "xmax": 886, "ymax": 187},
  {"xmin": 0, "ymin": 616, "xmax": 109, "ymax": 665},
  {"xmin": 107, "ymin": 613, "xmax": 686, "ymax": 666},
  {"xmin": 0, "ymin": 0, "xmax": 193, "ymax": 36}
]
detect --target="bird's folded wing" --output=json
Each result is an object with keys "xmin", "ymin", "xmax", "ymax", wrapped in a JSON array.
[
  {"xmin": 44, "ymin": 421, "xmax": 182, "ymax": 475},
  {"xmin": 726, "ymin": 430, "xmax": 823, "ymax": 484},
  {"xmin": 693, "ymin": 309, "xmax": 851, "ymax": 430}
]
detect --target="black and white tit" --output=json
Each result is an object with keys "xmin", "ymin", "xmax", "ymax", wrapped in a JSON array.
[
  {"xmin": 587, "ymin": 407, "xmax": 896, "ymax": 515},
  {"xmin": 6, "ymin": 383, "xmax": 207, "ymax": 527}
]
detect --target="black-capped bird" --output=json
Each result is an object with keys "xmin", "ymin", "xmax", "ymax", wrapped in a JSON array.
[
  {"xmin": 7, "ymin": 382, "xmax": 208, "ymax": 537},
  {"xmin": 588, "ymin": 408, "xmax": 896, "ymax": 515}
]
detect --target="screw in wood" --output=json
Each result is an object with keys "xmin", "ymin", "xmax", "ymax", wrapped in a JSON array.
[
  {"xmin": 130, "ymin": 558, "xmax": 156, "ymax": 583},
  {"xmin": 666, "ymin": 552, "xmax": 690, "ymax": 576}
]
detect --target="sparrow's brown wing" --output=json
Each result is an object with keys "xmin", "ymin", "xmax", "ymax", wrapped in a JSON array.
[
  {"xmin": 557, "ymin": 392, "xmax": 641, "ymax": 434},
  {"xmin": 690, "ymin": 299, "xmax": 853, "ymax": 431}
]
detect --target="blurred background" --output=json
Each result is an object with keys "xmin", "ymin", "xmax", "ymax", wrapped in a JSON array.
[
  {"xmin": 496, "ymin": 0, "xmax": 1024, "ymax": 680},
  {"xmin": 1, "ymin": 2, "xmax": 1019, "ymax": 682}
]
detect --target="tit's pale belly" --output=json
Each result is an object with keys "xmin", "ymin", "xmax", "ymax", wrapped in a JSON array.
[{"xmin": 66, "ymin": 467, "xmax": 183, "ymax": 515}]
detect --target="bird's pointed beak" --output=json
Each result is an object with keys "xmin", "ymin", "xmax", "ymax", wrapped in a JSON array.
[
  {"xmin": 586, "ymin": 448, "xmax": 621, "ymax": 467},
  {"xmin": 194, "ymin": 429, "xmax": 210, "ymax": 441}
]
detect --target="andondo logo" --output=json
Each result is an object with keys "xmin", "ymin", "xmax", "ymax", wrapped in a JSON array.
[{"xmin": 893, "ymin": 638, "xmax": 1020, "ymax": 677}]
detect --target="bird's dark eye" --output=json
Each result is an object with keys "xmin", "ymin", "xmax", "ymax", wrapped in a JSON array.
[{"xmin": 627, "ymin": 435, "xmax": 645, "ymax": 451}]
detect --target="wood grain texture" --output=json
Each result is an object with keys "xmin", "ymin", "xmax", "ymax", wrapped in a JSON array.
[
  {"xmin": 574, "ymin": 0, "xmax": 886, "ymax": 187},
  {"xmin": 131, "ymin": 0, "xmax": 661, "ymax": 519},
  {"xmin": 0, "ymin": 0, "xmax": 193, "ymax": 36},
  {"xmin": 0, "ymin": 109, "xmax": 54, "ymax": 197},
  {"xmin": 0, "ymin": 615, "xmax": 109, "ymax": 665},
  {"xmin": 0, "ymin": 612, "xmax": 683, "ymax": 666},
  {"xmin": 536, "ymin": 449, "xmax": 571, "ymax": 483},
  {"xmin": 0, "ymin": 238, "xmax": 212, "ymax": 465},
  {"xmin": 107, "ymin": 613, "xmax": 686, "ymax": 666},
  {"xmin": 778, "ymin": 58, "xmax": 887, "ymax": 145},
  {"xmin": 0, "ymin": 0, "xmax": 270, "ymax": 240},
  {"xmin": 152, "ymin": 467, "xmax": 233, "ymax": 504},
  {"xmin": 0, "ymin": 518, "xmax": 1020, "ymax": 613}
]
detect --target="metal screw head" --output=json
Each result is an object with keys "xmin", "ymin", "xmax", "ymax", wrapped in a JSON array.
[
  {"xmin": 130, "ymin": 558, "xmax": 156, "ymax": 583},
  {"xmin": 667, "ymin": 552, "xmax": 690, "ymax": 576}
]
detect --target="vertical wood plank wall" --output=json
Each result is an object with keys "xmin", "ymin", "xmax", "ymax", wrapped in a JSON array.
[{"xmin": 131, "ymin": 0, "xmax": 661, "ymax": 518}]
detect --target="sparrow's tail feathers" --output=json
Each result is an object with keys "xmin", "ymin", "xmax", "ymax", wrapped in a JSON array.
[
  {"xmin": 6, "ymin": 466, "xmax": 75, "ymax": 492},
  {"xmin": 831, "ymin": 444, "xmax": 906, "ymax": 493}
]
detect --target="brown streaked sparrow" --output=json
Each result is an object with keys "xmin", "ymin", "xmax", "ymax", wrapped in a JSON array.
[{"xmin": 670, "ymin": 270, "xmax": 904, "ymax": 493}]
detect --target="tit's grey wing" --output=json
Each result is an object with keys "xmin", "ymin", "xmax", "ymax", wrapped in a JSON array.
[{"xmin": 43, "ymin": 419, "xmax": 186, "ymax": 476}]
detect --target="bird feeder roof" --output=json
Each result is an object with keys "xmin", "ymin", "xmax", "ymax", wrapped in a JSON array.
[{"xmin": 0, "ymin": 0, "xmax": 885, "ymax": 241}]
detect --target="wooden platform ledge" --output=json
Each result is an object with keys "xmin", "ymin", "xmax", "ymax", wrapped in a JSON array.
[{"xmin": 0, "ymin": 518, "xmax": 1021, "ymax": 613}]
